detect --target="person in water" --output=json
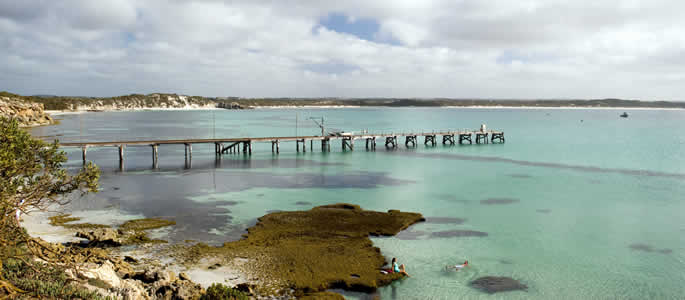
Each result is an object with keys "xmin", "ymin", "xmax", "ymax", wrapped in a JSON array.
[
  {"xmin": 392, "ymin": 257, "xmax": 410, "ymax": 277},
  {"xmin": 453, "ymin": 260, "xmax": 469, "ymax": 271}
]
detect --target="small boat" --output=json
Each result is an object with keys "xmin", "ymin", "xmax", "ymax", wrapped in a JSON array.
[{"xmin": 620, "ymin": 112, "xmax": 628, "ymax": 118}]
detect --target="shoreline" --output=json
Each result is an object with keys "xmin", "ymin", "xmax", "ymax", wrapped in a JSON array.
[{"xmin": 45, "ymin": 105, "xmax": 685, "ymax": 114}]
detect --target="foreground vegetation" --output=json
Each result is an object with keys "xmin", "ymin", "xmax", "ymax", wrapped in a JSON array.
[{"xmin": 0, "ymin": 117, "xmax": 100, "ymax": 297}]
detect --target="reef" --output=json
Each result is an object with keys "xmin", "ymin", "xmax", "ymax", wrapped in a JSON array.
[
  {"xmin": 175, "ymin": 203, "xmax": 424, "ymax": 298},
  {"xmin": 470, "ymin": 276, "xmax": 528, "ymax": 294}
]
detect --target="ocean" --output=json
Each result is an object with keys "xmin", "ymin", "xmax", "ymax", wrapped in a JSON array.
[{"xmin": 30, "ymin": 107, "xmax": 685, "ymax": 299}]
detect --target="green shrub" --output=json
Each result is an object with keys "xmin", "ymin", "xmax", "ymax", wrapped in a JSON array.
[
  {"xmin": 2, "ymin": 259, "xmax": 108, "ymax": 299},
  {"xmin": 201, "ymin": 283, "xmax": 249, "ymax": 300}
]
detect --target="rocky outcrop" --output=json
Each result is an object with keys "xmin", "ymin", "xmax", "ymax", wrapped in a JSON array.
[
  {"xmin": 76, "ymin": 228, "xmax": 124, "ymax": 246},
  {"xmin": 0, "ymin": 96, "xmax": 53, "ymax": 126}
]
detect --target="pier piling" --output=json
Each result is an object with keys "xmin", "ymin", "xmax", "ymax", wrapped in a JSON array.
[
  {"xmin": 81, "ymin": 146, "xmax": 87, "ymax": 165},
  {"xmin": 152, "ymin": 144, "xmax": 159, "ymax": 168}
]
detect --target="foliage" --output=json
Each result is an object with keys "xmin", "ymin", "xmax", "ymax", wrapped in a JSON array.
[
  {"xmin": 2, "ymin": 258, "xmax": 107, "ymax": 299},
  {"xmin": 201, "ymin": 283, "xmax": 249, "ymax": 300},
  {"xmin": 0, "ymin": 117, "xmax": 100, "ymax": 297}
]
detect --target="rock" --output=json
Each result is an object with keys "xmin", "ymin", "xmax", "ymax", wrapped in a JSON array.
[
  {"xmin": 178, "ymin": 272, "xmax": 190, "ymax": 281},
  {"xmin": 0, "ymin": 96, "xmax": 53, "ymax": 126},
  {"xmin": 470, "ymin": 276, "xmax": 528, "ymax": 294},
  {"xmin": 118, "ymin": 279, "xmax": 150, "ymax": 300},
  {"xmin": 79, "ymin": 260, "xmax": 122, "ymax": 289},
  {"xmin": 76, "ymin": 228, "xmax": 123, "ymax": 246},
  {"xmin": 124, "ymin": 256, "xmax": 138, "ymax": 263}
]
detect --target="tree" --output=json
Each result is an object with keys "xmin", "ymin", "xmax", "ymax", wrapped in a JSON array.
[{"xmin": 0, "ymin": 117, "xmax": 99, "ymax": 295}]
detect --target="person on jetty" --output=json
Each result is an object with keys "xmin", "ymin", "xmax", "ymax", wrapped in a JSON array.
[
  {"xmin": 452, "ymin": 260, "xmax": 469, "ymax": 271},
  {"xmin": 392, "ymin": 257, "xmax": 410, "ymax": 277}
]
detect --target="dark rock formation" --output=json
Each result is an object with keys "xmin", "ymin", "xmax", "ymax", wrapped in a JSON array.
[
  {"xmin": 480, "ymin": 198, "xmax": 520, "ymax": 205},
  {"xmin": 425, "ymin": 217, "xmax": 466, "ymax": 224},
  {"xmin": 470, "ymin": 276, "xmax": 528, "ymax": 294}
]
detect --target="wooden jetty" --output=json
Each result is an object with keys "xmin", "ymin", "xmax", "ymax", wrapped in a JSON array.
[{"xmin": 60, "ymin": 129, "xmax": 504, "ymax": 168}]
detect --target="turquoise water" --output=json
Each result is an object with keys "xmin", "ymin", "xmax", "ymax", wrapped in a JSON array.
[{"xmin": 31, "ymin": 108, "xmax": 685, "ymax": 299}]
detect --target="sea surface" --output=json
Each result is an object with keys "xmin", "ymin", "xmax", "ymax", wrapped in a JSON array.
[{"xmin": 30, "ymin": 108, "xmax": 685, "ymax": 299}]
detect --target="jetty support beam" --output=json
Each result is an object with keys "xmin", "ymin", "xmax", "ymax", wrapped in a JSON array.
[
  {"xmin": 476, "ymin": 133, "xmax": 489, "ymax": 144},
  {"xmin": 152, "ymin": 144, "xmax": 159, "ymax": 169},
  {"xmin": 342, "ymin": 137, "xmax": 354, "ymax": 151},
  {"xmin": 424, "ymin": 135, "xmax": 436, "ymax": 146},
  {"xmin": 405, "ymin": 135, "xmax": 417, "ymax": 147},
  {"xmin": 459, "ymin": 133, "xmax": 472, "ymax": 144},
  {"xmin": 491, "ymin": 132, "xmax": 505, "ymax": 143},
  {"xmin": 442, "ymin": 134, "xmax": 455, "ymax": 145},
  {"xmin": 365, "ymin": 137, "xmax": 377, "ymax": 150},
  {"xmin": 82, "ymin": 146, "xmax": 88, "ymax": 165},
  {"xmin": 385, "ymin": 136, "xmax": 397, "ymax": 148}
]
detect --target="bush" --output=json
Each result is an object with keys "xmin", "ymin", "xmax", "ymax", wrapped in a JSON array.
[
  {"xmin": 201, "ymin": 283, "xmax": 249, "ymax": 300},
  {"xmin": 2, "ymin": 259, "xmax": 107, "ymax": 299}
]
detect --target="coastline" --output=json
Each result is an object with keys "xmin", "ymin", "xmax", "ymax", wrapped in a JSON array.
[{"xmin": 46, "ymin": 105, "xmax": 685, "ymax": 114}]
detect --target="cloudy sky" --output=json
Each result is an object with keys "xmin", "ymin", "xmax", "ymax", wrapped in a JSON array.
[{"xmin": 1, "ymin": 0, "xmax": 683, "ymax": 100}]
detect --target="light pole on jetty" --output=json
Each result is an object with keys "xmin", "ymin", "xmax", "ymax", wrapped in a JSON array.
[{"xmin": 308, "ymin": 117, "xmax": 325, "ymax": 136}]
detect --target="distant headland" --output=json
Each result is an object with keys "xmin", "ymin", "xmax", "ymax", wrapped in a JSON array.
[{"xmin": 2, "ymin": 91, "xmax": 684, "ymax": 126}]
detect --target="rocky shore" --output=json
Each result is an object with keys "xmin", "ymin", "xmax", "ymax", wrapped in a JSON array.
[
  {"xmin": 25, "ymin": 204, "xmax": 424, "ymax": 299},
  {"xmin": 0, "ymin": 96, "xmax": 53, "ymax": 127}
]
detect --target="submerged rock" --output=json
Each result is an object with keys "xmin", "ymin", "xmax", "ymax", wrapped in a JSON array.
[
  {"xmin": 177, "ymin": 203, "xmax": 424, "ymax": 297},
  {"xmin": 480, "ymin": 198, "xmax": 520, "ymax": 205},
  {"xmin": 470, "ymin": 276, "xmax": 528, "ymax": 294},
  {"xmin": 431, "ymin": 230, "xmax": 488, "ymax": 238},
  {"xmin": 425, "ymin": 217, "xmax": 466, "ymax": 224}
]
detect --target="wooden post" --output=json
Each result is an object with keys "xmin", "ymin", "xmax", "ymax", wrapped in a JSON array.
[
  {"xmin": 297, "ymin": 140, "xmax": 300, "ymax": 152},
  {"xmin": 118, "ymin": 145, "xmax": 125, "ymax": 163},
  {"xmin": 303, "ymin": 139, "xmax": 306, "ymax": 153},
  {"xmin": 248, "ymin": 141, "xmax": 252, "ymax": 155},
  {"xmin": 152, "ymin": 144, "xmax": 159, "ymax": 168},
  {"xmin": 310, "ymin": 140, "xmax": 313, "ymax": 152},
  {"xmin": 82, "ymin": 146, "xmax": 87, "ymax": 165},
  {"xmin": 276, "ymin": 140, "xmax": 280, "ymax": 154},
  {"xmin": 184, "ymin": 143, "xmax": 192, "ymax": 169}
]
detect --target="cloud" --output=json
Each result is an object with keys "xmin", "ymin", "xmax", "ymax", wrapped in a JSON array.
[{"xmin": 0, "ymin": 0, "xmax": 683, "ymax": 100}]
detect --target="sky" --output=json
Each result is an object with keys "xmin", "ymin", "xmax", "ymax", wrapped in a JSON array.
[{"xmin": 0, "ymin": 0, "xmax": 683, "ymax": 100}]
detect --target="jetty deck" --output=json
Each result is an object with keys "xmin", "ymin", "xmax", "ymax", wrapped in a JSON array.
[{"xmin": 60, "ymin": 129, "xmax": 505, "ymax": 168}]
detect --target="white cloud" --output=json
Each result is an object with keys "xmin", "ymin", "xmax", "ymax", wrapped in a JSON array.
[{"xmin": 0, "ymin": 0, "xmax": 683, "ymax": 100}]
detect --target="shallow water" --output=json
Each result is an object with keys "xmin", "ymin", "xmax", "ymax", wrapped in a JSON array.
[{"xmin": 31, "ymin": 108, "xmax": 685, "ymax": 299}]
